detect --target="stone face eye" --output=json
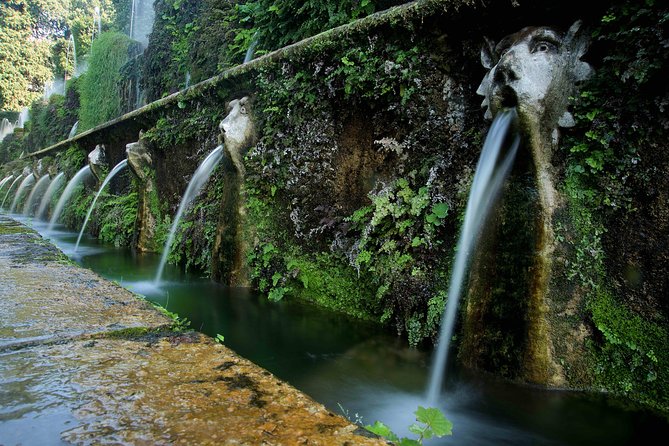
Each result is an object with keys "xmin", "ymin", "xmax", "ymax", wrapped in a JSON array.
[
  {"xmin": 532, "ymin": 41, "xmax": 556, "ymax": 53},
  {"xmin": 240, "ymin": 106, "xmax": 247, "ymax": 114}
]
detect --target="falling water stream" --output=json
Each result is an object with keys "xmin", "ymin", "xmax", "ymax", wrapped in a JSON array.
[
  {"xmin": 426, "ymin": 109, "xmax": 520, "ymax": 405},
  {"xmin": 48, "ymin": 166, "xmax": 92, "ymax": 231},
  {"xmin": 9, "ymin": 174, "xmax": 35, "ymax": 213},
  {"xmin": 154, "ymin": 145, "xmax": 224, "ymax": 285},
  {"xmin": 36, "ymin": 172, "xmax": 65, "ymax": 220},
  {"xmin": 129, "ymin": 0, "xmax": 156, "ymax": 47},
  {"xmin": 0, "ymin": 118, "xmax": 14, "ymax": 142},
  {"xmin": 74, "ymin": 160, "xmax": 128, "ymax": 252},
  {"xmin": 66, "ymin": 35, "xmax": 77, "ymax": 81},
  {"xmin": 22, "ymin": 174, "xmax": 51, "ymax": 216}
]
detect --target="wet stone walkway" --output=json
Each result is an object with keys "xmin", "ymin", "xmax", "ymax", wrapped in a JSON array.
[{"xmin": 0, "ymin": 215, "xmax": 385, "ymax": 445}]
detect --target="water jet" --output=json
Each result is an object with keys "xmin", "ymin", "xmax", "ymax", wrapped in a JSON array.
[
  {"xmin": 74, "ymin": 159, "xmax": 128, "ymax": 252},
  {"xmin": 48, "ymin": 166, "xmax": 92, "ymax": 231},
  {"xmin": 37, "ymin": 172, "xmax": 65, "ymax": 220},
  {"xmin": 154, "ymin": 145, "xmax": 224, "ymax": 285},
  {"xmin": 23, "ymin": 174, "xmax": 51, "ymax": 216}
]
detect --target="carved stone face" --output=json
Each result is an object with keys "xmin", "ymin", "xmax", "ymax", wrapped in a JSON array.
[
  {"xmin": 126, "ymin": 132, "xmax": 152, "ymax": 183},
  {"xmin": 33, "ymin": 159, "xmax": 44, "ymax": 178},
  {"xmin": 219, "ymin": 96, "xmax": 254, "ymax": 157},
  {"xmin": 88, "ymin": 144, "xmax": 107, "ymax": 182},
  {"xmin": 477, "ymin": 21, "xmax": 592, "ymax": 128}
]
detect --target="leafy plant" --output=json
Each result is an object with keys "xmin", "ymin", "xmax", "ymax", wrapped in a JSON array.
[{"xmin": 365, "ymin": 406, "xmax": 452, "ymax": 445}]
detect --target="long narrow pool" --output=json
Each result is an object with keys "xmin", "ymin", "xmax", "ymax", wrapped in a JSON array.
[{"xmin": 12, "ymin": 214, "xmax": 669, "ymax": 445}]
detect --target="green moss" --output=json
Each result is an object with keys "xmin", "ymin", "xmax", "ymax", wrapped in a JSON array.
[
  {"xmin": 0, "ymin": 223, "xmax": 31, "ymax": 235},
  {"xmin": 284, "ymin": 252, "xmax": 380, "ymax": 321}
]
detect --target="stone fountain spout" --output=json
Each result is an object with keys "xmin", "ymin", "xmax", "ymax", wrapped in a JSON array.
[
  {"xmin": 219, "ymin": 96, "xmax": 255, "ymax": 176},
  {"xmin": 126, "ymin": 131, "xmax": 157, "ymax": 252},
  {"xmin": 466, "ymin": 21, "xmax": 593, "ymax": 385},
  {"xmin": 88, "ymin": 144, "xmax": 108, "ymax": 185}
]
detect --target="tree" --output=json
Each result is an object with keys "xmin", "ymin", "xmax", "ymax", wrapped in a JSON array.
[
  {"xmin": 0, "ymin": 0, "xmax": 124, "ymax": 112},
  {"xmin": 0, "ymin": 0, "xmax": 53, "ymax": 111}
]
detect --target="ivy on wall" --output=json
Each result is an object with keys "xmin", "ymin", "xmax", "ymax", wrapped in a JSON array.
[{"xmin": 558, "ymin": 0, "xmax": 669, "ymax": 412}]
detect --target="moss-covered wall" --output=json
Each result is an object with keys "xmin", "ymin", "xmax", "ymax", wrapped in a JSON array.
[{"xmin": 3, "ymin": 0, "xmax": 667, "ymax": 416}]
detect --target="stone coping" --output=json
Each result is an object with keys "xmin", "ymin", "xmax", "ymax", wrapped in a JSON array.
[{"xmin": 28, "ymin": 0, "xmax": 477, "ymax": 159}]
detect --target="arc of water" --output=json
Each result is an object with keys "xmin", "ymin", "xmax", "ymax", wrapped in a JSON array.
[
  {"xmin": 244, "ymin": 32, "xmax": 259, "ymax": 64},
  {"xmin": 9, "ymin": 174, "xmax": 35, "ymax": 213},
  {"xmin": 48, "ymin": 166, "xmax": 92, "ymax": 231},
  {"xmin": 426, "ymin": 109, "xmax": 520, "ymax": 405},
  {"xmin": 23, "ymin": 174, "xmax": 51, "ymax": 216},
  {"xmin": 37, "ymin": 172, "xmax": 65, "ymax": 220},
  {"xmin": 154, "ymin": 145, "xmax": 224, "ymax": 285},
  {"xmin": 1, "ymin": 175, "xmax": 23, "ymax": 209},
  {"xmin": 74, "ymin": 160, "xmax": 128, "ymax": 252},
  {"xmin": 68, "ymin": 121, "xmax": 79, "ymax": 139},
  {"xmin": 0, "ymin": 175, "xmax": 14, "ymax": 192}
]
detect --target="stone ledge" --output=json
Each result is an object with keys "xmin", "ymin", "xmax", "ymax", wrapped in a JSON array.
[{"xmin": 0, "ymin": 216, "xmax": 385, "ymax": 444}]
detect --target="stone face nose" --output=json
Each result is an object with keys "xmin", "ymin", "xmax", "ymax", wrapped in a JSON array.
[{"xmin": 493, "ymin": 61, "xmax": 519, "ymax": 85}]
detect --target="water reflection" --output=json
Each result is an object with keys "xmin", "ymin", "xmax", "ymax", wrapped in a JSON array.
[{"xmin": 8, "ymin": 214, "xmax": 669, "ymax": 445}]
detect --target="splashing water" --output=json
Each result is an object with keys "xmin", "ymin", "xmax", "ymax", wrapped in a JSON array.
[
  {"xmin": 9, "ymin": 174, "xmax": 35, "ymax": 213},
  {"xmin": 48, "ymin": 166, "xmax": 92, "ymax": 231},
  {"xmin": 426, "ymin": 109, "xmax": 520, "ymax": 405},
  {"xmin": 154, "ymin": 145, "xmax": 224, "ymax": 285},
  {"xmin": 74, "ymin": 160, "xmax": 128, "ymax": 252},
  {"xmin": 36, "ymin": 172, "xmax": 65, "ymax": 220},
  {"xmin": 23, "ymin": 174, "xmax": 51, "ymax": 216}
]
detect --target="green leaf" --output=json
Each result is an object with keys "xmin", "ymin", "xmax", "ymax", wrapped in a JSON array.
[
  {"xmin": 364, "ymin": 421, "xmax": 399, "ymax": 442},
  {"xmin": 411, "ymin": 237, "xmax": 425, "ymax": 248},
  {"xmin": 415, "ymin": 406, "xmax": 453, "ymax": 437},
  {"xmin": 272, "ymin": 271, "xmax": 283, "ymax": 286},
  {"xmin": 398, "ymin": 439, "xmax": 422, "ymax": 446},
  {"xmin": 432, "ymin": 202, "xmax": 449, "ymax": 218},
  {"xmin": 408, "ymin": 423, "xmax": 429, "ymax": 437}
]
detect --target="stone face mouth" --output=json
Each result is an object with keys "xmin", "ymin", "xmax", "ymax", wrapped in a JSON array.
[{"xmin": 499, "ymin": 86, "xmax": 518, "ymax": 109}]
